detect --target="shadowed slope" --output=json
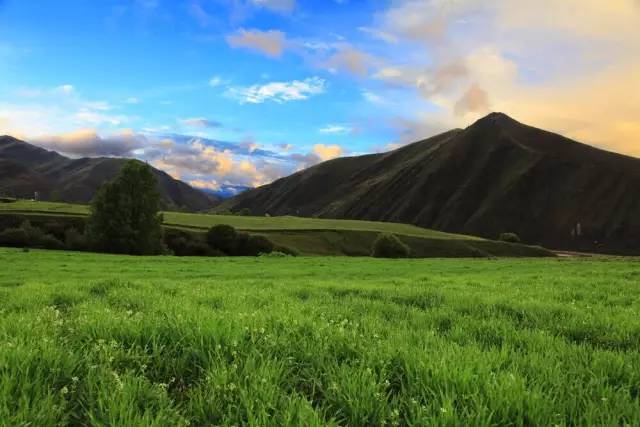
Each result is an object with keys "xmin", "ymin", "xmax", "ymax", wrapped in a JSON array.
[
  {"xmin": 220, "ymin": 113, "xmax": 640, "ymax": 254},
  {"xmin": 0, "ymin": 136, "xmax": 218, "ymax": 211}
]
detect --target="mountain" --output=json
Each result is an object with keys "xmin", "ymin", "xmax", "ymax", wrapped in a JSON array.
[
  {"xmin": 219, "ymin": 113, "xmax": 640, "ymax": 254},
  {"xmin": 0, "ymin": 136, "xmax": 219, "ymax": 211}
]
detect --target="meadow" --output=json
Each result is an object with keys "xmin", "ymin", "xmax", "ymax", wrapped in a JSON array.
[
  {"xmin": 1, "ymin": 248, "xmax": 639, "ymax": 425},
  {"xmin": 0, "ymin": 200, "xmax": 550, "ymax": 257}
]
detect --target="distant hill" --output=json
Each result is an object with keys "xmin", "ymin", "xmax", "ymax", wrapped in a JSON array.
[
  {"xmin": 0, "ymin": 136, "xmax": 219, "ymax": 211},
  {"xmin": 219, "ymin": 113, "xmax": 640, "ymax": 254}
]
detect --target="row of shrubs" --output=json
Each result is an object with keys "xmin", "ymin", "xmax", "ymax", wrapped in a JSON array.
[
  {"xmin": 0, "ymin": 220, "xmax": 283, "ymax": 257},
  {"xmin": 166, "ymin": 225, "xmax": 283, "ymax": 257}
]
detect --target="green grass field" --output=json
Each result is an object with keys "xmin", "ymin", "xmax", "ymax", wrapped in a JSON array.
[
  {"xmin": 0, "ymin": 248, "xmax": 638, "ymax": 425},
  {"xmin": 0, "ymin": 200, "xmax": 475, "ymax": 240},
  {"xmin": 0, "ymin": 200, "xmax": 551, "ymax": 257}
]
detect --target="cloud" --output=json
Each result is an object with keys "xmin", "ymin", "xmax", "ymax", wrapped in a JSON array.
[
  {"xmin": 150, "ymin": 138, "xmax": 292, "ymax": 188},
  {"xmin": 188, "ymin": 179, "xmax": 220, "ymax": 191},
  {"xmin": 208, "ymin": 76, "xmax": 227, "ymax": 87},
  {"xmin": 125, "ymin": 97, "xmax": 140, "ymax": 104},
  {"xmin": 313, "ymin": 144, "xmax": 343, "ymax": 161},
  {"xmin": 323, "ymin": 47, "xmax": 376, "ymax": 77},
  {"xmin": 226, "ymin": 29, "xmax": 286, "ymax": 58},
  {"xmin": 319, "ymin": 124, "xmax": 354, "ymax": 135},
  {"xmin": 250, "ymin": 0, "xmax": 296, "ymax": 13},
  {"xmin": 454, "ymin": 83, "xmax": 490, "ymax": 116},
  {"xmin": 32, "ymin": 128, "xmax": 148, "ymax": 157},
  {"xmin": 360, "ymin": 0, "xmax": 640, "ymax": 157},
  {"xmin": 180, "ymin": 117, "xmax": 222, "ymax": 128},
  {"xmin": 227, "ymin": 77, "xmax": 326, "ymax": 104},
  {"xmin": 362, "ymin": 90, "xmax": 385, "ymax": 104},
  {"xmin": 0, "ymin": 87, "xmax": 135, "ymax": 139}
]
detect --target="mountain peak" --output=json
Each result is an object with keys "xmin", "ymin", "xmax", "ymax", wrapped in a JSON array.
[{"xmin": 470, "ymin": 112, "xmax": 520, "ymax": 128}]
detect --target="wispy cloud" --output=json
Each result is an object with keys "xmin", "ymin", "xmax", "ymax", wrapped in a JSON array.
[
  {"xmin": 180, "ymin": 117, "xmax": 222, "ymax": 128},
  {"xmin": 227, "ymin": 77, "xmax": 326, "ymax": 104},
  {"xmin": 226, "ymin": 29, "xmax": 286, "ymax": 58},
  {"xmin": 250, "ymin": 0, "xmax": 296, "ymax": 13},
  {"xmin": 319, "ymin": 124, "xmax": 354, "ymax": 135}
]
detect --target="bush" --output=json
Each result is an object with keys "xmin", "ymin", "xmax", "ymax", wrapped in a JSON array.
[
  {"xmin": 39, "ymin": 234, "xmax": 65, "ymax": 250},
  {"xmin": 0, "ymin": 228, "xmax": 29, "ymax": 247},
  {"xmin": 498, "ymin": 232, "xmax": 521, "ymax": 243},
  {"xmin": 0, "ymin": 222, "xmax": 65, "ymax": 250},
  {"xmin": 371, "ymin": 233, "xmax": 411, "ymax": 258},
  {"xmin": 206, "ymin": 225, "xmax": 238, "ymax": 254},
  {"xmin": 237, "ymin": 208, "xmax": 252, "ymax": 216},
  {"xmin": 260, "ymin": 251, "xmax": 289, "ymax": 258},
  {"xmin": 245, "ymin": 235, "xmax": 274, "ymax": 256},
  {"xmin": 64, "ymin": 228, "xmax": 88, "ymax": 251}
]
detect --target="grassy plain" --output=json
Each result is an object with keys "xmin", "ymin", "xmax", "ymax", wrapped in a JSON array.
[
  {"xmin": 0, "ymin": 200, "xmax": 550, "ymax": 257},
  {"xmin": 0, "ymin": 248, "xmax": 638, "ymax": 425},
  {"xmin": 0, "ymin": 200, "xmax": 474, "ymax": 239}
]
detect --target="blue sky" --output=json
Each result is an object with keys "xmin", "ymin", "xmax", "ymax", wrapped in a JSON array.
[{"xmin": 1, "ymin": 0, "xmax": 639, "ymax": 192}]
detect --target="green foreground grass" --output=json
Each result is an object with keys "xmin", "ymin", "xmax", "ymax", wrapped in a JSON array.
[{"xmin": 0, "ymin": 248, "xmax": 638, "ymax": 425}]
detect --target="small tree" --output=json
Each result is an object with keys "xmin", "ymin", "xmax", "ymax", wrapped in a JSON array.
[
  {"xmin": 206, "ymin": 224, "xmax": 238, "ymax": 254},
  {"xmin": 498, "ymin": 232, "xmax": 521, "ymax": 243},
  {"xmin": 87, "ymin": 160, "xmax": 164, "ymax": 255},
  {"xmin": 372, "ymin": 233, "xmax": 410, "ymax": 258}
]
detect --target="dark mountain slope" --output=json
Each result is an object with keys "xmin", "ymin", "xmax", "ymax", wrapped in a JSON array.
[
  {"xmin": 0, "ymin": 136, "xmax": 218, "ymax": 211},
  {"xmin": 220, "ymin": 113, "xmax": 640, "ymax": 254}
]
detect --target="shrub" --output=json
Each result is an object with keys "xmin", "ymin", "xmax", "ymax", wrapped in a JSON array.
[
  {"xmin": 64, "ymin": 228, "xmax": 88, "ymax": 251},
  {"xmin": 498, "ymin": 232, "xmax": 521, "ymax": 243},
  {"xmin": 185, "ymin": 240, "xmax": 217, "ymax": 256},
  {"xmin": 237, "ymin": 208, "xmax": 252, "ymax": 216},
  {"xmin": 372, "ymin": 233, "xmax": 411, "ymax": 258},
  {"xmin": 260, "ymin": 251, "xmax": 289, "ymax": 258},
  {"xmin": 39, "ymin": 234, "xmax": 65, "ymax": 250},
  {"xmin": 244, "ymin": 235, "xmax": 274, "ymax": 256},
  {"xmin": 0, "ymin": 228, "xmax": 29, "ymax": 247},
  {"xmin": 206, "ymin": 225, "xmax": 238, "ymax": 254},
  {"xmin": 231, "ymin": 232, "xmax": 274, "ymax": 256}
]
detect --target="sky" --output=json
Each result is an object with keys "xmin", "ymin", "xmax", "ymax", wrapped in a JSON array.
[{"xmin": 1, "ymin": 0, "xmax": 639, "ymax": 194}]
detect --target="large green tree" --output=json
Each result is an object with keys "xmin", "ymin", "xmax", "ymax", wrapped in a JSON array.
[{"xmin": 87, "ymin": 160, "xmax": 164, "ymax": 255}]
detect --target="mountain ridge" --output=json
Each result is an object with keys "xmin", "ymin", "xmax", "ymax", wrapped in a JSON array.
[
  {"xmin": 0, "ymin": 135, "xmax": 219, "ymax": 211},
  {"xmin": 219, "ymin": 113, "xmax": 640, "ymax": 254}
]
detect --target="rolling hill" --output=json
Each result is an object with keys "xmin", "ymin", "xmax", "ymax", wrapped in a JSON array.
[
  {"xmin": 0, "ymin": 135, "xmax": 218, "ymax": 211},
  {"xmin": 219, "ymin": 113, "xmax": 640, "ymax": 254},
  {"xmin": 0, "ymin": 200, "xmax": 552, "ymax": 257}
]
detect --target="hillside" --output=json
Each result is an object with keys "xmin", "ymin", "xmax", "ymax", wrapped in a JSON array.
[
  {"xmin": 219, "ymin": 113, "xmax": 640, "ymax": 254},
  {"xmin": 0, "ymin": 136, "xmax": 218, "ymax": 211},
  {"xmin": 0, "ymin": 200, "xmax": 552, "ymax": 257}
]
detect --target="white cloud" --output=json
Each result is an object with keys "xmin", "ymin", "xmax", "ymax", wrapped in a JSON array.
[
  {"xmin": 208, "ymin": 76, "xmax": 227, "ymax": 87},
  {"xmin": 227, "ymin": 77, "xmax": 326, "ymax": 104},
  {"xmin": 226, "ymin": 29, "xmax": 286, "ymax": 58},
  {"xmin": 319, "ymin": 124, "xmax": 353, "ymax": 135},
  {"xmin": 125, "ymin": 97, "xmax": 140, "ymax": 104},
  {"xmin": 362, "ymin": 90, "xmax": 385, "ymax": 104}
]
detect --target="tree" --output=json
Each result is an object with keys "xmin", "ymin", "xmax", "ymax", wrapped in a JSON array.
[
  {"xmin": 87, "ymin": 160, "xmax": 164, "ymax": 255},
  {"xmin": 371, "ymin": 233, "xmax": 410, "ymax": 258}
]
